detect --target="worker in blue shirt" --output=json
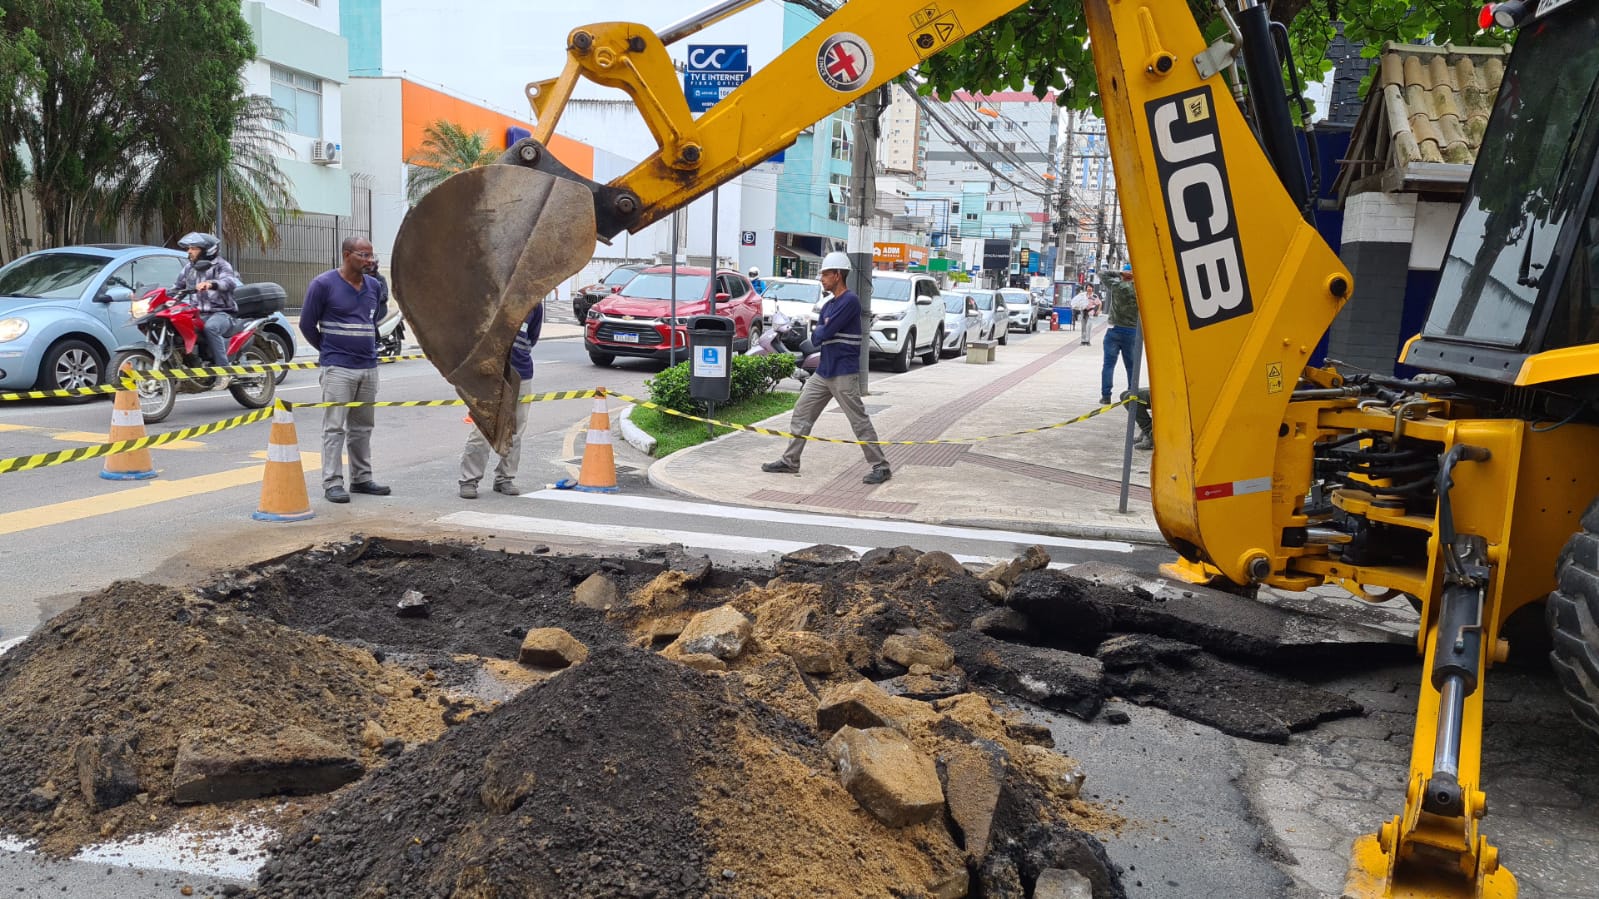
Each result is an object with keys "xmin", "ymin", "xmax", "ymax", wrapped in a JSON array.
[
  {"xmin": 762, "ymin": 252, "xmax": 891, "ymax": 484},
  {"xmin": 459, "ymin": 304, "xmax": 544, "ymax": 498},
  {"xmin": 299, "ymin": 237, "xmax": 390, "ymax": 504}
]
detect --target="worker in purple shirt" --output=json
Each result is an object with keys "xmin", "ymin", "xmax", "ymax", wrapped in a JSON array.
[
  {"xmin": 299, "ymin": 237, "xmax": 391, "ymax": 504},
  {"xmin": 761, "ymin": 251, "xmax": 891, "ymax": 484},
  {"xmin": 459, "ymin": 304, "xmax": 544, "ymax": 498}
]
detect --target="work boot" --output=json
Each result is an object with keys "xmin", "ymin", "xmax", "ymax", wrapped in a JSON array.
[
  {"xmin": 459, "ymin": 481, "xmax": 479, "ymax": 499},
  {"xmin": 1134, "ymin": 431, "xmax": 1154, "ymax": 451},
  {"xmin": 350, "ymin": 481, "xmax": 392, "ymax": 496},
  {"xmin": 324, "ymin": 485, "xmax": 350, "ymax": 504},
  {"xmin": 1099, "ymin": 395, "xmax": 1112, "ymax": 406},
  {"xmin": 493, "ymin": 481, "xmax": 522, "ymax": 496},
  {"xmin": 862, "ymin": 465, "xmax": 892, "ymax": 485},
  {"xmin": 762, "ymin": 460, "xmax": 799, "ymax": 473}
]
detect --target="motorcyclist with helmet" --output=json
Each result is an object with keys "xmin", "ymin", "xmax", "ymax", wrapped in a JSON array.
[
  {"xmin": 748, "ymin": 266, "xmax": 766, "ymax": 296},
  {"xmin": 172, "ymin": 232, "xmax": 243, "ymax": 371}
]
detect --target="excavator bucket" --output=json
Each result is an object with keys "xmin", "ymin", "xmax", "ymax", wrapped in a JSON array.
[{"xmin": 392, "ymin": 165, "xmax": 596, "ymax": 454}]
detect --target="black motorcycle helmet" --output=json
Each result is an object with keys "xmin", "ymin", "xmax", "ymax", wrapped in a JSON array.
[{"xmin": 177, "ymin": 232, "xmax": 221, "ymax": 262}]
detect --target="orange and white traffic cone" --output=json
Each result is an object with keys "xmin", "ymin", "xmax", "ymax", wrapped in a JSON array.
[
  {"xmin": 574, "ymin": 388, "xmax": 618, "ymax": 493},
  {"xmin": 100, "ymin": 364, "xmax": 157, "ymax": 481},
  {"xmin": 253, "ymin": 401, "xmax": 315, "ymax": 522}
]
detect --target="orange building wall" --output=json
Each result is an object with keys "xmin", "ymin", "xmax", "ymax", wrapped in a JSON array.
[{"xmin": 399, "ymin": 80, "xmax": 593, "ymax": 179}]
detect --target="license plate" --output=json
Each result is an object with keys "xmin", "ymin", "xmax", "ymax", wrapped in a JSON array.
[{"xmin": 615, "ymin": 332, "xmax": 640, "ymax": 343}]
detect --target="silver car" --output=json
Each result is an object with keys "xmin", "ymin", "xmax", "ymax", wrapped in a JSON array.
[
  {"xmin": 968, "ymin": 290, "xmax": 1010, "ymax": 345},
  {"xmin": 939, "ymin": 293, "xmax": 984, "ymax": 358},
  {"xmin": 999, "ymin": 288, "xmax": 1038, "ymax": 332}
]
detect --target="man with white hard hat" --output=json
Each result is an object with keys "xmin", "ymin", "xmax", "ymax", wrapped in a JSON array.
[{"xmin": 761, "ymin": 251, "xmax": 892, "ymax": 484}]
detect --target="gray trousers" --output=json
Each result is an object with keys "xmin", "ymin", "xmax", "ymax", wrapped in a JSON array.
[
  {"xmin": 780, "ymin": 373, "xmax": 888, "ymax": 470},
  {"xmin": 319, "ymin": 365, "xmax": 378, "ymax": 489},
  {"xmin": 461, "ymin": 379, "xmax": 531, "ymax": 486}
]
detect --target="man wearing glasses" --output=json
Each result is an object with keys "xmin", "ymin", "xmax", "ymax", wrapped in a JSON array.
[{"xmin": 299, "ymin": 237, "xmax": 392, "ymax": 504}]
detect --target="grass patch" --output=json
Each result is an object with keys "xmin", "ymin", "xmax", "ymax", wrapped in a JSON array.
[{"xmin": 631, "ymin": 390, "xmax": 799, "ymax": 457}]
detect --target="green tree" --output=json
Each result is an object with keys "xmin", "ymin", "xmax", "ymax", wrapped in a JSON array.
[
  {"xmin": 104, "ymin": 92, "xmax": 296, "ymax": 250},
  {"xmin": 917, "ymin": 0, "xmax": 1504, "ymax": 112},
  {"xmin": 0, "ymin": 0, "xmax": 253, "ymax": 250},
  {"xmin": 406, "ymin": 121, "xmax": 500, "ymax": 205}
]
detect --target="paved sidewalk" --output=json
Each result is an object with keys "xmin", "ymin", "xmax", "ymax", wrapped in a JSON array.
[{"xmin": 647, "ymin": 320, "xmax": 1164, "ymax": 542}]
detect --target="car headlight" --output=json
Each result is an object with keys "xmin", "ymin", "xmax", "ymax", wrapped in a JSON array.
[
  {"xmin": 586, "ymin": 307, "xmax": 602, "ymax": 321},
  {"xmin": 873, "ymin": 311, "xmax": 905, "ymax": 323},
  {"xmin": 0, "ymin": 318, "xmax": 28, "ymax": 342}
]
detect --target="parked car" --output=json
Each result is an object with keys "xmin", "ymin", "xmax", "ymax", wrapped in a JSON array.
[
  {"xmin": 761, "ymin": 277, "xmax": 826, "ymax": 337},
  {"xmin": 0, "ymin": 245, "xmax": 297, "ymax": 396},
  {"xmin": 939, "ymin": 293, "xmax": 984, "ymax": 358},
  {"xmin": 999, "ymin": 288, "xmax": 1039, "ymax": 332},
  {"xmin": 967, "ymin": 289, "xmax": 1010, "ymax": 345},
  {"xmin": 571, "ymin": 262, "xmax": 648, "ymax": 321},
  {"xmin": 865, "ymin": 272, "xmax": 945, "ymax": 372},
  {"xmin": 584, "ymin": 265, "xmax": 762, "ymax": 366}
]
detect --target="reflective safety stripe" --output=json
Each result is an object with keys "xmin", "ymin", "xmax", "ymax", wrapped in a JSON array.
[
  {"xmin": 266, "ymin": 443, "xmax": 300, "ymax": 463},
  {"xmin": 586, "ymin": 428, "xmax": 612, "ymax": 445},
  {"xmin": 273, "ymin": 407, "xmax": 295, "ymax": 425},
  {"xmin": 321, "ymin": 323, "xmax": 376, "ymax": 335},
  {"xmin": 111, "ymin": 409, "xmax": 143, "ymax": 427}
]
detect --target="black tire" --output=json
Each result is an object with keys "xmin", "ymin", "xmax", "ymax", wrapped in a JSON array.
[
  {"xmin": 39, "ymin": 338, "xmax": 104, "ymax": 403},
  {"xmin": 999, "ymin": 326, "xmax": 1009, "ymax": 346},
  {"xmin": 264, "ymin": 330, "xmax": 293, "ymax": 385},
  {"xmin": 890, "ymin": 332, "xmax": 913, "ymax": 373},
  {"xmin": 110, "ymin": 349, "xmax": 175, "ymax": 422},
  {"xmin": 922, "ymin": 328, "xmax": 942, "ymax": 365},
  {"xmin": 227, "ymin": 341, "xmax": 277, "ymax": 409},
  {"xmin": 589, "ymin": 351, "xmax": 616, "ymax": 368},
  {"xmin": 745, "ymin": 319, "xmax": 762, "ymax": 354},
  {"xmin": 1550, "ymin": 508, "xmax": 1599, "ymax": 738}
]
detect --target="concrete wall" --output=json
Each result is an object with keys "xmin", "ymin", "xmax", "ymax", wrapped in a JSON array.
[
  {"xmin": 340, "ymin": 78, "xmax": 404, "ymax": 257},
  {"xmin": 242, "ymin": 1, "xmax": 351, "ymax": 216}
]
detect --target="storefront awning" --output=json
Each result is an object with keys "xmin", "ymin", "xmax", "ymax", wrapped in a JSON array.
[{"xmin": 774, "ymin": 243, "xmax": 821, "ymax": 262}]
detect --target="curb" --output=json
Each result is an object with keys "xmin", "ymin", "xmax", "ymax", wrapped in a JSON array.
[
  {"xmin": 938, "ymin": 516, "xmax": 1167, "ymax": 547},
  {"xmin": 618, "ymin": 404, "xmax": 657, "ymax": 456}
]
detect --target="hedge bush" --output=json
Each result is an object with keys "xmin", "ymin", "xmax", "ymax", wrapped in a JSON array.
[{"xmin": 645, "ymin": 353, "xmax": 796, "ymax": 415}]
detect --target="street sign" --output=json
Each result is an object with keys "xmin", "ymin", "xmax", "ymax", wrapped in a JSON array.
[
  {"xmin": 740, "ymin": 231, "xmax": 756, "ymax": 247},
  {"xmin": 684, "ymin": 44, "xmax": 750, "ymax": 114}
]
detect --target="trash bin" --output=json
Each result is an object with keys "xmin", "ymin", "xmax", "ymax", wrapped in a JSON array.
[
  {"xmin": 686, "ymin": 315, "xmax": 736, "ymax": 404},
  {"xmin": 1054, "ymin": 306, "xmax": 1073, "ymax": 327}
]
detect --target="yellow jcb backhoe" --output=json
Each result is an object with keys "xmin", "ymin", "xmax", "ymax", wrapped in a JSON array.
[{"xmin": 391, "ymin": 0, "xmax": 1599, "ymax": 895}]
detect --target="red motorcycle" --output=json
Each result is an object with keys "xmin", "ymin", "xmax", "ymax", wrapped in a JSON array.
[{"xmin": 111, "ymin": 284, "xmax": 284, "ymax": 422}]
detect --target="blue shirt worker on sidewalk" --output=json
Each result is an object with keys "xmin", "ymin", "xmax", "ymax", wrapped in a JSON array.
[
  {"xmin": 459, "ymin": 304, "xmax": 544, "ymax": 498},
  {"xmin": 761, "ymin": 252, "xmax": 892, "ymax": 485},
  {"xmin": 299, "ymin": 237, "xmax": 391, "ymax": 504},
  {"xmin": 1100, "ymin": 264, "xmax": 1139, "ymax": 405},
  {"xmin": 172, "ymin": 232, "xmax": 242, "ymax": 370}
]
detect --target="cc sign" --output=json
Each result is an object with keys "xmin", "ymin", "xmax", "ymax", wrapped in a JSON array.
[{"xmin": 686, "ymin": 45, "xmax": 749, "ymax": 72}]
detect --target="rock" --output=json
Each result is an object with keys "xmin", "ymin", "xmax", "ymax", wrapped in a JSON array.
[
  {"xmin": 669, "ymin": 604, "xmax": 752, "ymax": 660},
  {"xmin": 881, "ymin": 633, "xmax": 956, "ymax": 671},
  {"xmin": 1019, "ymin": 545, "xmax": 1051, "ymax": 572},
  {"xmin": 1104, "ymin": 708, "xmax": 1132, "ymax": 725},
  {"xmin": 668, "ymin": 555, "xmax": 713, "ymax": 584},
  {"xmin": 979, "ymin": 559, "xmax": 1024, "ymax": 588},
  {"xmin": 379, "ymin": 737, "xmax": 405, "ymax": 757},
  {"xmin": 914, "ymin": 551, "xmax": 966, "ymax": 579},
  {"xmin": 860, "ymin": 545, "xmax": 921, "ymax": 566},
  {"xmin": 878, "ymin": 672, "xmax": 968, "ymax": 701},
  {"xmin": 75, "ymin": 733, "xmax": 141, "ymax": 811},
  {"xmin": 1035, "ymin": 868, "xmax": 1094, "ymax": 899},
  {"xmin": 927, "ymin": 868, "xmax": 971, "ymax": 899},
  {"xmin": 1004, "ymin": 721, "xmax": 1055, "ymax": 748},
  {"xmin": 838, "ymin": 634, "xmax": 875, "ymax": 672},
  {"xmin": 572, "ymin": 573, "xmax": 620, "ymax": 611},
  {"xmin": 939, "ymin": 741, "xmax": 1006, "ymax": 861},
  {"xmin": 172, "ymin": 727, "xmax": 363, "ymax": 804},
  {"xmin": 976, "ymin": 853, "xmax": 1026, "ymax": 899},
  {"xmin": 479, "ymin": 752, "xmax": 539, "ymax": 814},
  {"xmin": 777, "ymin": 544, "xmax": 859, "ymax": 572},
  {"xmin": 824, "ymin": 726, "xmax": 944, "ymax": 827},
  {"xmin": 1022, "ymin": 823, "xmax": 1127, "ymax": 899},
  {"xmin": 984, "ymin": 580, "xmax": 1011, "ymax": 603},
  {"xmin": 359, "ymin": 720, "xmax": 388, "ymax": 750},
  {"xmin": 974, "ymin": 608, "xmax": 1031, "ymax": 639},
  {"xmin": 1095, "ymin": 633, "xmax": 1202, "ymax": 670},
  {"xmin": 1021, "ymin": 745, "xmax": 1086, "ymax": 800},
  {"xmin": 948, "ymin": 631, "xmax": 1105, "ymax": 720},
  {"xmin": 677, "ymin": 652, "xmax": 729, "ymax": 673},
  {"xmin": 518, "ymin": 628, "xmax": 589, "ymax": 669},
  {"xmin": 816, "ymin": 679, "xmax": 934, "ymax": 735},
  {"xmin": 396, "ymin": 589, "xmax": 430, "ymax": 618},
  {"xmin": 22, "ymin": 784, "xmax": 59, "ymax": 813},
  {"xmin": 775, "ymin": 631, "xmax": 844, "ymax": 676}
]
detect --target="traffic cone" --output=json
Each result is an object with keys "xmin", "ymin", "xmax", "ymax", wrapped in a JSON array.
[
  {"xmin": 100, "ymin": 363, "xmax": 157, "ymax": 481},
  {"xmin": 253, "ymin": 401, "xmax": 315, "ymax": 522},
  {"xmin": 574, "ymin": 388, "xmax": 618, "ymax": 493}
]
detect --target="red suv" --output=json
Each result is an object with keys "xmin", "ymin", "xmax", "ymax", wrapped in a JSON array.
[{"xmin": 584, "ymin": 265, "xmax": 763, "ymax": 366}]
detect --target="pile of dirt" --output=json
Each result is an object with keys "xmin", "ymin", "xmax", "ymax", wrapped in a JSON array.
[{"xmin": 0, "ymin": 582, "xmax": 453, "ymax": 854}]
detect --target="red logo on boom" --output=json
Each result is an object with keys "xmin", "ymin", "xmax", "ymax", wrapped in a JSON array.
[
  {"xmin": 827, "ymin": 44, "xmax": 861, "ymax": 82},
  {"xmin": 816, "ymin": 33, "xmax": 873, "ymax": 92}
]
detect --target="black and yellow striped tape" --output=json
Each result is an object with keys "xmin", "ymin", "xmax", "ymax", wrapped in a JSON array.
[
  {"xmin": 296, "ymin": 389, "xmax": 598, "ymax": 409},
  {"xmin": 0, "ymin": 406, "xmax": 276, "ymax": 474},
  {"xmin": 605, "ymin": 391, "xmax": 1135, "ymax": 446},
  {"xmin": 0, "ymin": 354, "xmax": 432, "ymax": 402}
]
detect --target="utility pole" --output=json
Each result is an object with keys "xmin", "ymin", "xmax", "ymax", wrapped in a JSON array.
[
  {"xmin": 850, "ymin": 85, "xmax": 887, "ymax": 392},
  {"xmin": 1037, "ymin": 103, "xmax": 1060, "ymax": 284},
  {"xmin": 1057, "ymin": 110, "xmax": 1075, "ymax": 286}
]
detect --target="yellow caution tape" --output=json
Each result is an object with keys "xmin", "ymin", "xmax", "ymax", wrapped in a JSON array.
[
  {"xmin": 296, "ymin": 389, "xmax": 597, "ymax": 409},
  {"xmin": 1, "ymin": 354, "xmax": 431, "ymax": 402},
  {"xmin": 606, "ymin": 391, "xmax": 1135, "ymax": 446},
  {"xmin": 0, "ymin": 406, "xmax": 276, "ymax": 474},
  {"xmin": 0, "ymin": 384, "xmax": 120, "ymax": 401}
]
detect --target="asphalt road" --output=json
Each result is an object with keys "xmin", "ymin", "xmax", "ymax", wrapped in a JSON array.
[{"xmin": 2, "ymin": 331, "xmax": 1597, "ymax": 898}]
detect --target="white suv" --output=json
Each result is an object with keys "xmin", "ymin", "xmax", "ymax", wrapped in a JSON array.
[
  {"xmin": 999, "ymin": 288, "xmax": 1039, "ymax": 332},
  {"xmin": 868, "ymin": 272, "xmax": 946, "ymax": 372}
]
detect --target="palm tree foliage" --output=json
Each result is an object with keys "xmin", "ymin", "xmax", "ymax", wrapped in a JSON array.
[{"xmin": 406, "ymin": 121, "xmax": 499, "ymax": 205}]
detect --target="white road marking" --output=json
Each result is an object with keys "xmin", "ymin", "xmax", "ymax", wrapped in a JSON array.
[
  {"xmin": 518, "ymin": 489, "xmax": 1132, "ymax": 553},
  {"xmin": 436, "ymin": 511, "xmax": 1073, "ymax": 570}
]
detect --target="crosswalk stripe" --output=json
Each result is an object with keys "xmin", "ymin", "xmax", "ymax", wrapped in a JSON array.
[{"xmin": 516, "ymin": 489, "xmax": 1131, "ymax": 553}]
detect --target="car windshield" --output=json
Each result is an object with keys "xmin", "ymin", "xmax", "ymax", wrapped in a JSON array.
[
  {"xmin": 765, "ymin": 280, "xmax": 821, "ymax": 302},
  {"xmin": 942, "ymin": 295, "xmax": 969, "ymax": 314},
  {"xmin": 872, "ymin": 277, "xmax": 912, "ymax": 301},
  {"xmin": 602, "ymin": 267, "xmax": 640, "ymax": 287},
  {"xmin": 972, "ymin": 293, "xmax": 995, "ymax": 310},
  {"xmin": 1000, "ymin": 291, "xmax": 1029, "ymax": 306},
  {"xmin": 0, "ymin": 253, "xmax": 106, "ymax": 300},
  {"xmin": 623, "ymin": 273, "xmax": 709, "ymax": 300}
]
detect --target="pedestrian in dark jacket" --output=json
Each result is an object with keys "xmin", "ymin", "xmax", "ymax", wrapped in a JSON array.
[
  {"xmin": 761, "ymin": 252, "xmax": 891, "ymax": 484},
  {"xmin": 459, "ymin": 304, "xmax": 544, "ymax": 498},
  {"xmin": 299, "ymin": 237, "xmax": 390, "ymax": 504},
  {"xmin": 1100, "ymin": 265, "xmax": 1140, "ymax": 405}
]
